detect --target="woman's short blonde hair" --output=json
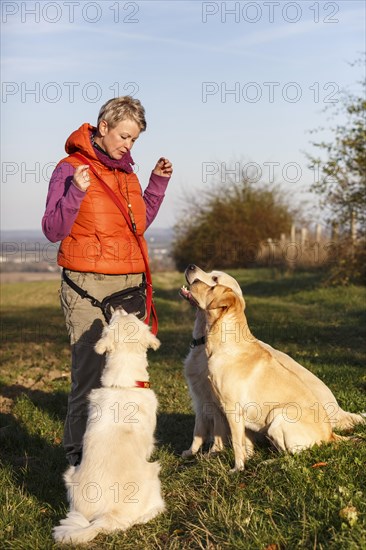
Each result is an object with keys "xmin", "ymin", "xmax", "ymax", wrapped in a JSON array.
[{"xmin": 97, "ymin": 96, "xmax": 147, "ymax": 131}]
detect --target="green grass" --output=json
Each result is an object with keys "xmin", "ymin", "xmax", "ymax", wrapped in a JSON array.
[{"xmin": 1, "ymin": 269, "xmax": 365, "ymax": 549}]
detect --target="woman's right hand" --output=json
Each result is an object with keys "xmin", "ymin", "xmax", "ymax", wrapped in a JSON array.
[{"xmin": 72, "ymin": 165, "xmax": 90, "ymax": 191}]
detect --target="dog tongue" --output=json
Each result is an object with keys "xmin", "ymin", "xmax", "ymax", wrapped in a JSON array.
[
  {"xmin": 179, "ymin": 286, "xmax": 191, "ymax": 300},
  {"xmin": 179, "ymin": 286, "xmax": 198, "ymax": 306}
]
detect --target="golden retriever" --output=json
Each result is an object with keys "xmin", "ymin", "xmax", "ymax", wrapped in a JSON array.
[
  {"xmin": 180, "ymin": 266, "xmax": 238, "ymax": 457},
  {"xmin": 53, "ymin": 309, "xmax": 165, "ymax": 543},
  {"xmin": 182, "ymin": 265, "xmax": 365, "ymax": 470}
]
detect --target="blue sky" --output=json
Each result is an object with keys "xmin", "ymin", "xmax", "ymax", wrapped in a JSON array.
[{"xmin": 1, "ymin": 0, "xmax": 365, "ymax": 231}]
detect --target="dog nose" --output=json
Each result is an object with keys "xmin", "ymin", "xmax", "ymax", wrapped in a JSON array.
[{"xmin": 187, "ymin": 264, "xmax": 197, "ymax": 271}]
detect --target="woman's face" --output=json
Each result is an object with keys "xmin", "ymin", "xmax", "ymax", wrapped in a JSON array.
[{"xmin": 97, "ymin": 118, "xmax": 141, "ymax": 159}]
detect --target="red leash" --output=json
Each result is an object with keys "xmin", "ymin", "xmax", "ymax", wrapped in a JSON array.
[{"xmin": 69, "ymin": 153, "xmax": 158, "ymax": 335}]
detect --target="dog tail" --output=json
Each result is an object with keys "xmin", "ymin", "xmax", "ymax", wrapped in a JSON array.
[
  {"xmin": 53, "ymin": 510, "xmax": 135, "ymax": 544},
  {"xmin": 334, "ymin": 410, "xmax": 366, "ymax": 431},
  {"xmin": 53, "ymin": 511, "xmax": 104, "ymax": 544}
]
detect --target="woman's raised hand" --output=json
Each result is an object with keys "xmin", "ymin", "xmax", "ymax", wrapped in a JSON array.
[{"xmin": 72, "ymin": 165, "xmax": 90, "ymax": 191}]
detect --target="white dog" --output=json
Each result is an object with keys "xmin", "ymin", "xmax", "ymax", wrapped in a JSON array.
[{"xmin": 53, "ymin": 309, "xmax": 165, "ymax": 544}]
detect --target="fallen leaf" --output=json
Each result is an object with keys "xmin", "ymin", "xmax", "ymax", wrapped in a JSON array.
[{"xmin": 311, "ymin": 462, "xmax": 328, "ymax": 468}]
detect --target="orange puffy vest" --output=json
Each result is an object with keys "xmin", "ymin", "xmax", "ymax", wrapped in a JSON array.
[{"xmin": 57, "ymin": 123, "xmax": 148, "ymax": 274}]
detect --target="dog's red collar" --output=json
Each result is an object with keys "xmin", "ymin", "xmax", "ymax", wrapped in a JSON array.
[{"xmin": 135, "ymin": 381, "xmax": 151, "ymax": 389}]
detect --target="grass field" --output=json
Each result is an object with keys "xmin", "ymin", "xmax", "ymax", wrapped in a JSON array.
[{"xmin": 1, "ymin": 268, "xmax": 365, "ymax": 549}]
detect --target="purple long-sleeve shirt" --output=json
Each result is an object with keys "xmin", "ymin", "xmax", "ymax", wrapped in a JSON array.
[{"xmin": 42, "ymin": 162, "xmax": 170, "ymax": 243}]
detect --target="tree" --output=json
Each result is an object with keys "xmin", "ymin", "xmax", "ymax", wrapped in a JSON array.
[
  {"xmin": 172, "ymin": 178, "xmax": 294, "ymax": 271},
  {"xmin": 307, "ymin": 64, "xmax": 366, "ymax": 238},
  {"xmin": 306, "ymin": 59, "xmax": 366, "ymax": 284}
]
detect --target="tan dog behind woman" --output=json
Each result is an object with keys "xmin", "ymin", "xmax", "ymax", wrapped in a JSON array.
[
  {"xmin": 53, "ymin": 309, "xmax": 165, "ymax": 544},
  {"xmin": 183, "ymin": 266, "xmax": 365, "ymax": 470}
]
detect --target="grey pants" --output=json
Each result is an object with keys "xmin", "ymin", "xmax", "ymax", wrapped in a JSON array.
[{"xmin": 60, "ymin": 269, "xmax": 144, "ymax": 466}]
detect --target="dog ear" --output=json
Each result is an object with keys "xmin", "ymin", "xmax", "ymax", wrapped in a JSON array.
[
  {"xmin": 94, "ymin": 325, "xmax": 116, "ymax": 355},
  {"xmin": 207, "ymin": 286, "xmax": 237, "ymax": 310},
  {"xmin": 147, "ymin": 331, "xmax": 161, "ymax": 351},
  {"xmin": 137, "ymin": 323, "xmax": 161, "ymax": 351}
]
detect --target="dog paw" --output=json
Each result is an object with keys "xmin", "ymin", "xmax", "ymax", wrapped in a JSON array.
[
  {"xmin": 181, "ymin": 449, "xmax": 193, "ymax": 458},
  {"xmin": 210, "ymin": 445, "xmax": 224, "ymax": 454},
  {"xmin": 245, "ymin": 448, "xmax": 255, "ymax": 459},
  {"xmin": 229, "ymin": 462, "xmax": 245, "ymax": 473}
]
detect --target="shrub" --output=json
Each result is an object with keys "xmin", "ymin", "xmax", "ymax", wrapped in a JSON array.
[{"xmin": 172, "ymin": 179, "xmax": 294, "ymax": 270}]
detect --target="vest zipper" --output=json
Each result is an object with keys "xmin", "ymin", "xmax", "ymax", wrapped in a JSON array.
[{"xmin": 114, "ymin": 169, "xmax": 137, "ymax": 233}]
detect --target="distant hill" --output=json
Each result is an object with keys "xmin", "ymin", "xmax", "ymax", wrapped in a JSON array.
[
  {"xmin": 1, "ymin": 227, "xmax": 173, "ymax": 244},
  {"xmin": 0, "ymin": 228, "xmax": 175, "ymax": 272},
  {"xmin": 1, "ymin": 230, "xmax": 49, "ymax": 243}
]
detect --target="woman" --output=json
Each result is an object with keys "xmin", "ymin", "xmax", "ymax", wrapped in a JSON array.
[{"xmin": 42, "ymin": 96, "xmax": 173, "ymax": 466}]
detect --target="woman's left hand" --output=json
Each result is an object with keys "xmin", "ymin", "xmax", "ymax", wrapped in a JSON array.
[{"xmin": 153, "ymin": 157, "xmax": 173, "ymax": 178}]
